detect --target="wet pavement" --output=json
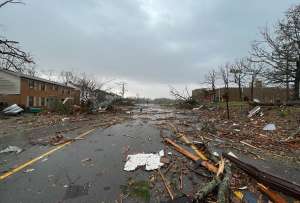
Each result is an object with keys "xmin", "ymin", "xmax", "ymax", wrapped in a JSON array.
[{"xmin": 0, "ymin": 118, "xmax": 165, "ymax": 202}]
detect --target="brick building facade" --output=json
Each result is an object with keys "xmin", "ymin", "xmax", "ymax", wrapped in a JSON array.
[{"xmin": 0, "ymin": 69, "xmax": 80, "ymax": 108}]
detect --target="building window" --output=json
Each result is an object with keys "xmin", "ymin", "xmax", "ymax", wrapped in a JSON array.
[
  {"xmin": 41, "ymin": 83, "xmax": 46, "ymax": 91},
  {"xmin": 55, "ymin": 85, "xmax": 58, "ymax": 91},
  {"xmin": 62, "ymin": 88, "xmax": 65, "ymax": 94},
  {"xmin": 28, "ymin": 96, "xmax": 34, "ymax": 107},
  {"xmin": 67, "ymin": 89, "xmax": 71, "ymax": 95},
  {"xmin": 35, "ymin": 97, "xmax": 39, "ymax": 106},
  {"xmin": 34, "ymin": 82, "xmax": 39, "ymax": 90},
  {"xmin": 29, "ymin": 80, "xmax": 34, "ymax": 89},
  {"xmin": 41, "ymin": 97, "xmax": 45, "ymax": 106}
]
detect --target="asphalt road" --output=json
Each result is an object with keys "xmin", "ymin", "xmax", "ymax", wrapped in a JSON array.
[{"xmin": 0, "ymin": 119, "xmax": 164, "ymax": 203}]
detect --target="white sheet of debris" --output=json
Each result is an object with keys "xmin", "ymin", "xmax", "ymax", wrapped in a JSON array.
[
  {"xmin": 124, "ymin": 150, "xmax": 164, "ymax": 171},
  {"xmin": 2, "ymin": 104, "xmax": 23, "ymax": 115},
  {"xmin": 0, "ymin": 146, "xmax": 22, "ymax": 154},
  {"xmin": 263, "ymin": 123, "xmax": 276, "ymax": 131}
]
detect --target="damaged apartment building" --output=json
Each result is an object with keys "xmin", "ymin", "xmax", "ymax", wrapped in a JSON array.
[{"xmin": 0, "ymin": 69, "xmax": 80, "ymax": 109}]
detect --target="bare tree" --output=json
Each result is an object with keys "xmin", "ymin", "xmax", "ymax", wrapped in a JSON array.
[
  {"xmin": 0, "ymin": 0, "xmax": 24, "ymax": 8},
  {"xmin": 278, "ymin": 4, "xmax": 300, "ymax": 99},
  {"xmin": 220, "ymin": 63, "xmax": 231, "ymax": 119},
  {"xmin": 231, "ymin": 59, "xmax": 247, "ymax": 101},
  {"xmin": 0, "ymin": 0, "xmax": 33, "ymax": 72},
  {"xmin": 60, "ymin": 71, "xmax": 76, "ymax": 84},
  {"xmin": 251, "ymin": 26, "xmax": 294, "ymax": 101},
  {"xmin": 243, "ymin": 58, "xmax": 264, "ymax": 101},
  {"xmin": 204, "ymin": 69, "xmax": 217, "ymax": 102},
  {"xmin": 169, "ymin": 86, "xmax": 194, "ymax": 105}
]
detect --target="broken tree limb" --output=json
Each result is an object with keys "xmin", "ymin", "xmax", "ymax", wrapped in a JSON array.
[
  {"xmin": 194, "ymin": 177, "xmax": 221, "ymax": 202},
  {"xmin": 257, "ymin": 183, "xmax": 287, "ymax": 203},
  {"xmin": 217, "ymin": 163, "xmax": 232, "ymax": 203},
  {"xmin": 165, "ymin": 138, "xmax": 218, "ymax": 173},
  {"xmin": 178, "ymin": 133, "xmax": 208, "ymax": 161},
  {"xmin": 223, "ymin": 153, "xmax": 300, "ymax": 199},
  {"xmin": 158, "ymin": 169, "xmax": 174, "ymax": 200}
]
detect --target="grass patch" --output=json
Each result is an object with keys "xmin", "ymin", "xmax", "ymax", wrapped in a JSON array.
[{"xmin": 120, "ymin": 178, "xmax": 150, "ymax": 202}]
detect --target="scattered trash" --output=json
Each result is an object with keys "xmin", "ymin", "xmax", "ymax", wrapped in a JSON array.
[
  {"xmin": 248, "ymin": 106, "xmax": 261, "ymax": 118},
  {"xmin": 0, "ymin": 146, "xmax": 23, "ymax": 154},
  {"xmin": 227, "ymin": 151, "xmax": 238, "ymax": 158},
  {"xmin": 212, "ymin": 151, "xmax": 220, "ymax": 157},
  {"xmin": 238, "ymin": 186, "xmax": 248, "ymax": 190},
  {"xmin": 41, "ymin": 158, "xmax": 48, "ymax": 162},
  {"xmin": 158, "ymin": 168, "xmax": 174, "ymax": 200},
  {"xmin": 62, "ymin": 117, "xmax": 70, "ymax": 122},
  {"xmin": 24, "ymin": 168, "xmax": 35, "ymax": 173},
  {"xmin": 2, "ymin": 104, "xmax": 23, "ymax": 115},
  {"xmin": 49, "ymin": 135, "xmax": 72, "ymax": 146},
  {"xmin": 253, "ymin": 98, "xmax": 260, "ymax": 103},
  {"xmin": 124, "ymin": 150, "xmax": 164, "ymax": 171},
  {"xmin": 263, "ymin": 123, "xmax": 276, "ymax": 131},
  {"xmin": 81, "ymin": 158, "xmax": 92, "ymax": 163},
  {"xmin": 192, "ymin": 105, "xmax": 203, "ymax": 111}
]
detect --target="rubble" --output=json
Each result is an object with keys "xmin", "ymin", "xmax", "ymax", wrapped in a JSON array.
[
  {"xmin": 2, "ymin": 104, "xmax": 23, "ymax": 115},
  {"xmin": 124, "ymin": 150, "xmax": 165, "ymax": 171},
  {"xmin": 0, "ymin": 146, "xmax": 22, "ymax": 154},
  {"xmin": 263, "ymin": 123, "xmax": 276, "ymax": 131},
  {"xmin": 248, "ymin": 106, "xmax": 261, "ymax": 118}
]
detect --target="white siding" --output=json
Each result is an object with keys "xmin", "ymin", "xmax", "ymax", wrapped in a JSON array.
[{"xmin": 0, "ymin": 71, "xmax": 21, "ymax": 94}]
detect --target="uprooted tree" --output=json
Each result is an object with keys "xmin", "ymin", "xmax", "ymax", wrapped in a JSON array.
[
  {"xmin": 0, "ymin": 0, "xmax": 33, "ymax": 72},
  {"xmin": 169, "ymin": 86, "xmax": 196, "ymax": 106}
]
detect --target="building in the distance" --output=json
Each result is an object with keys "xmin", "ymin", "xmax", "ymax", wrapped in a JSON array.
[
  {"xmin": 192, "ymin": 81, "xmax": 290, "ymax": 103},
  {"xmin": 0, "ymin": 69, "xmax": 80, "ymax": 108}
]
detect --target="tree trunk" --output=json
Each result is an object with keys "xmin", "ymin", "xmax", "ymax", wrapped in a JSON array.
[
  {"xmin": 238, "ymin": 80, "xmax": 242, "ymax": 102},
  {"xmin": 286, "ymin": 80, "xmax": 290, "ymax": 102},
  {"xmin": 225, "ymin": 87, "xmax": 230, "ymax": 119},
  {"xmin": 250, "ymin": 78, "xmax": 254, "ymax": 101},
  {"xmin": 293, "ymin": 60, "xmax": 300, "ymax": 100}
]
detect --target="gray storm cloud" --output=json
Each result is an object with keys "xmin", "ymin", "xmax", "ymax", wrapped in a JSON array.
[{"xmin": 0, "ymin": 0, "xmax": 298, "ymax": 97}]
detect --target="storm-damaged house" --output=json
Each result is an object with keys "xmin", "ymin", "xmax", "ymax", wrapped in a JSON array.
[{"xmin": 0, "ymin": 69, "xmax": 80, "ymax": 108}]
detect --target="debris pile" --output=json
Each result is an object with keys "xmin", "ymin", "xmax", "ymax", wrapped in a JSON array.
[{"xmin": 126, "ymin": 104, "xmax": 300, "ymax": 202}]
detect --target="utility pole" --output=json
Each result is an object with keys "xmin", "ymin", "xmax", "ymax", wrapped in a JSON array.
[{"xmin": 116, "ymin": 82, "xmax": 127, "ymax": 98}]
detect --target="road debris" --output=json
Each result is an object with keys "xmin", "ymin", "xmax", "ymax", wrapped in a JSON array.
[
  {"xmin": 23, "ymin": 168, "xmax": 35, "ymax": 173},
  {"xmin": 2, "ymin": 104, "xmax": 23, "ymax": 115},
  {"xmin": 248, "ymin": 106, "xmax": 261, "ymax": 118},
  {"xmin": 124, "ymin": 150, "xmax": 164, "ymax": 171},
  {"xmin": 0, "ymin": 146, "xmax": 23, "ymax": 154},
  {"xmin": 158, "ymin": 168, "xmax": 175, "ymax": 200},
  {"xmin": 263, "ymin": 123, "xmax": 276, "ymax": 131}
]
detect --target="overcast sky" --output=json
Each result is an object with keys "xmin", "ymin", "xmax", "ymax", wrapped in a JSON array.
[{"xmin": 1, "ymin": 0, "xmax": 299, "ymax": 98}]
